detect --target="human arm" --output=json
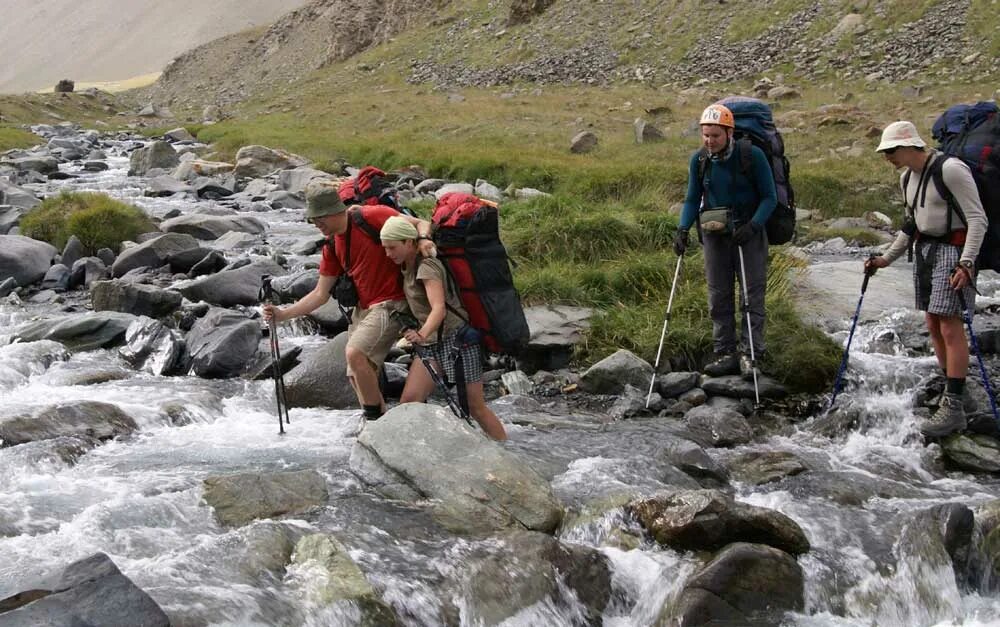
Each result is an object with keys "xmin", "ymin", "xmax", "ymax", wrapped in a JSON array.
[
  {"xmin": 263, "ymin": 274, "xmax": 335, "ymax": 322},
  {"xmin": 402, "ymin": 277, "xmax": 447, "ymax": 345},
  {"xmin": 678, "ymin": 152, "xmax": 703, "ymax": 231},
  {"xmin": 399, "ymin": 214, "xmax": 437, "ymax": 258},
  {"xmin": 942, "ymin": 159, "xmax": 987, "ymax": 266}
]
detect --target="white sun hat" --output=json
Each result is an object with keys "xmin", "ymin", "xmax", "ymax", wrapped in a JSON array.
[{"xmin": 876, "ymin": 120, "xmax": 927, "ymax": 152}]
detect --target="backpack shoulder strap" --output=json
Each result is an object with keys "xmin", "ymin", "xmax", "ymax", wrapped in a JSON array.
[
  {"xmin": 928, "ymin": 155, "xmax": 967, "ymax": 229},
  {"xmin": 350, "ymin": 208, "xmax": 382, "ymax": 244},
  {"xmin": 736, "ymin": 137, "xmax": 753, "ymax": 176}
]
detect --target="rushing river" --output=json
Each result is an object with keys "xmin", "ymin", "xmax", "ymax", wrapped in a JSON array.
[{"xmin": 2, "ymin": 133, "xmax": 1000, "ymax": 626}]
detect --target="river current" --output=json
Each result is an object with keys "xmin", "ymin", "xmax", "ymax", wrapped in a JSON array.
[{"xmin": 2, "ymin": 135, "xmax": 1000, "ymax": 626}]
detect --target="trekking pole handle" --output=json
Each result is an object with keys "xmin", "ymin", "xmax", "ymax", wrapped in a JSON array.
[
  {"xmin": 861, "ymin": 254, "xmax": 878, "ymax": 294},
  {"xmin": 259, "ymin": 274, "xmax": 275, "ymax": 304}
]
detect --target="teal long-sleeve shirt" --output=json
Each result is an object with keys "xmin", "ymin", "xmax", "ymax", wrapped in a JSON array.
[{"xmin": 678, "ymin": 143, "xmax": 777, "ymax": 231}]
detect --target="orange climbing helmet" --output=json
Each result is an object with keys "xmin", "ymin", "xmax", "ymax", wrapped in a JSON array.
[{"xmin": 699, "ymin": 104, "xmax": 734, "ymax": 129}]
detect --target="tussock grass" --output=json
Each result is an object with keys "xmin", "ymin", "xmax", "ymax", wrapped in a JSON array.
[
  {"xmin": 21, "ymin": 192, "xmax": 156, "ymax": 254},
  {"xmin": 0, "ymin": 126, "xmax": 38, "ymax": 151}
]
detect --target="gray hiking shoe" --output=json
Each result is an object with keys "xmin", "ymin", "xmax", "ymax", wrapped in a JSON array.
[
  {"xmin": 919, "ymin": 392, "xmax": 967, "ymax": 437},
  {"xmin": 704, "ymin": 352, "xmax": 739, "ymax": 377},
  {"xmin": 739, "ymin": 354, "xmax": 756, "ymax": 381}
]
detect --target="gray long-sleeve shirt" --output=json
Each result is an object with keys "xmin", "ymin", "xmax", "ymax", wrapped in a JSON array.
[{"xmin": 883, "ymin": 150, "xmax": 987, "ymax": 266}]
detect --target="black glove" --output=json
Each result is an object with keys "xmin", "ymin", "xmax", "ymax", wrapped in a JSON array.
[
  {"xmin": 733, "ymin": 221, "xmax": 760, "ymax": 246},
  {"xmin": 673, "ymin": 229, "xmax": 689, "ymax": 256}
]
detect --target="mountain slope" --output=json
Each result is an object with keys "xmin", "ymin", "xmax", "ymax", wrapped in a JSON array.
[{"xmin": 0, "ymin": 0, "xmax": 309, "ymax": 93}]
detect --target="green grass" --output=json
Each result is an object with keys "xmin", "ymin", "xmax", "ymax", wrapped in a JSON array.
[
  {"xmin": 0, "ymin": 126, "xmax": 38, "ymax": 151},
  {"xmin": 21, "ymin": 192, "xmax": 156, "ymax": 254},
  {"xmin": 968, "ymin": 0, "xmax": 1000, "ymax": 58},
  {"xmin": 799, "ymin": 227, "xmax": 887, "ymax": 247},
  {"xmin": 725, "ymin": 0, "xmax": 816, "ymax": 42}
]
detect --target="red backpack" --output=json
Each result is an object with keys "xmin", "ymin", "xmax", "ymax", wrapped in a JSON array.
[
  {"xmin": 338, "ymin": 166, "xmax": 400, "ymax": 209},
  {"xmin": 431, "ymin": 193, "xmax": 530, "ymax": 355}
]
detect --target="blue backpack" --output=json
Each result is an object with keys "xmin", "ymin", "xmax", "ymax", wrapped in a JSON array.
[
  {"xmin": 917, "ymin": 101, "xmax": 1000, "ymax": 271},
  {"xmin": 705, "ymin": 96, "xmax": 796, "ymax": 245}
]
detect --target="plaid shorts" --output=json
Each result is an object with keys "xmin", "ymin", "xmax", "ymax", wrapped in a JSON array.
[
  {"xmin": 913, "ymin": 241, "xmax": 976, "ymax": 317},
  {"xmin": 427, "ymin": 328, "xmax": 484, "ymax": 384}
]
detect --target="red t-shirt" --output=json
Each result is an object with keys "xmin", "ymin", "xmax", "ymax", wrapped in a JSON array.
[{"xmin": 319, "ymin": 205, "xmax": 405, "ymax": 309}]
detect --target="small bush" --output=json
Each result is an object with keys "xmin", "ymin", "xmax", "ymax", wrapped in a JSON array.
[{"xmin": 20, "ymin": 192, "xmax": 156, "ymax": 254}]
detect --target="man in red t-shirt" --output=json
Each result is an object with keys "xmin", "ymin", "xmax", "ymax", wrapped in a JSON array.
[{"xmin": 264, "ymin": 180, "xmax": 435, "ymax": 419}]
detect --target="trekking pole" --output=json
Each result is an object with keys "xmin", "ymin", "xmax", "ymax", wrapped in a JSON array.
[
  {"xmin": 259, "ymin": 275, "xmax": 290, "ymax": 435},
  {"xmin": 828, "ymin": 256, "xmax": 877, "ymax": 411},
  {"xmin": 736, "ymin": 246, "xmax": 761, "ymax": 408},
  {"xmin": 391, "ymin": 311, "xmax": 474, "ymax": 426},
  {"xmin": 646, "ymin": 255, "xmax": 683, "ymax": 408},
  {"xmin": 957, "ymin": 288, "xmax": 1000, "ymax": 425}
]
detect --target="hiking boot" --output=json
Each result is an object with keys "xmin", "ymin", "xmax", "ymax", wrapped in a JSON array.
[
  {"xmin": 739, "ymin": 354, "xmax": 757, "ymax": 381},
  {"xmin": 919, "ymin": 392, "xmax": 967, "ymax": 438},
  {"xmin": 704, "ymin": 352, "xmax": 739, "ymax": 377}
]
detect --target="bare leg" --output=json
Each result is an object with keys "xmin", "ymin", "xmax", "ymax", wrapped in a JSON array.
[
  {"xmin": 464, "ymin": 382, "xmax": 507, "ymax": 441},
  {"xmin": 926, "ymin": 313, "xmax": 947, "ymax": 373},
  {"xmin": 400, "ymin": 356, "xmax": 437, "ymax": 403},
  {"xmin": 937, "ymin": 315, "xmax": 970, "ymax": 378},
  {"xmin": 346, "ymin": 346, "xmax": 386, "ymax": 411}
]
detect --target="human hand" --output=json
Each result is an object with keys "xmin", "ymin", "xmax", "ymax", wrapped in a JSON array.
[
  {"xmin": 950, "ymin": 264, "xmax": 973, "ymax": 290},
  {"xmin": 673, "ymin": 229, "xmax": 689, "ymax": 256},
  {"xmin": 864, "ymin": 255, "xmax": 889, "ymax": 275},
  {"xmin": 733, "ymin": 222, "xmax": 760, "ymax": 246},
  {"xmin": 262, "ymin": 303, "xmax": 284, "ymax": 323},
  {"xmin": 417, "ymin": 238, "xmax": 437, "ymax": 258},
  {"xmin": 403, "ymin": 328, "xmax": 426, "ymax": 345}
]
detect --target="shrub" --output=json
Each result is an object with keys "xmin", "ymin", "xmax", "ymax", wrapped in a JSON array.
[{"xmin": 20, "ymin": 192, "xmax": 156, "ymax": 254}]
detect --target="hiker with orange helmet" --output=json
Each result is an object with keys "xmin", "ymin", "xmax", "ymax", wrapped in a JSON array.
[{"xmin": 673, "ymin": 103, "xmax": 777, "ymax": 378}]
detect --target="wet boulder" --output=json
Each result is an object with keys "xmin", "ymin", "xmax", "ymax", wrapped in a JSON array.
[
  {"xmin": 69, "ymin": 257, "xmax": 108, "ymax": 288},
  {"xmin": 0, "ymin": 206, "xmax": 22, "ymax": 235},
  {"xmin": 684, "ymin": 404, "xmax": 753, "ymax": 447},
  {"xmin": 172, "ymin": 159, "xmax": 235, "ymax": 181},
  {"xmin": 144, "ymin": 174, "xmax": 193, "ymax": 197},
  {"xmin": 277, "ymin": 167, "xmax": 332, "ymax": 196},
  {"xmin": 0, "ymin": 401, "xmax": 137, "ymax": 447},
  {"xmin": 666, "ymin": 543, "xmax": 804, "ymax": 626},
  {"xmin": 233, "ymin": 145, "xmax": 310, "ymax": 179},
  {"xmin": 41, "ymin": 264, "xmax": 71, "ymax": 292},
  {"xmin": 0, "ymin": 178, "xmax": 41, "ymax": 210},
  {"xmin": 283, "ymin": 333, "xmax": 356, "ymax": 409},
  {"xmin": 0, "ymin": 235, "xmax": 57, "ymax": 286},
  {"xmin": 176, "ymin": 259, "xmax": 285, "ymax": 307},
  {"xmin": 0, "ymin": 552, "xmax": 169, "ymax": 627},
  {"xmin": 118, "ymin": 317, "xmax": 186, "ymax": 376},
  {"xmin": 579, "ymin": 348, "xmax": 653, "ymax": 395},
  {"xmin": 626, "ymin": 489, "xmax": 810, "ymax": 555},
  {"xmin": 128, "ymin": 140, "xmax": 179, "ymax": 176},
  {"xmin": 270, "ymin": 269, "xmax": 319, "ymax": 302},
  {"xmin": 941, "ymin": 434, "xmax": 1000, "ymax": 473},
  {"xmin": 111, "ymin": 232, "xmax": 200, "ymax": 278},
  {"xmin": 165, "ymin": 246, "xmax": 216, "ymax": 274},
  {"xmin": 185, "ymin": 308, "xmax": 261, "ymax": 378},
  {"xmin": 659, "ymin": 437, "xmax": 729, "ymax": 487},
  {"xmin": 1, "ymin": 155, "xmax": 59, "ymax": 175},
  {"xmin": 461, "ymin": 530, "xmax": 611, "ymax": 625},
  {"xmin": 727, "ymin": 450, "xmax": 809, "ymax": 485},
  {"xmin": 160, "ymin": 213, "xmax": 266, "ymax": 240},
  {"xmin": 657, "ymin": 371, "xmax": 700, "ymax": 398},
  {"xmin": 290, "ymin": 534, "xmax": 398, "ymax": 625},
  {"xmin": 91, "ymin": 279, "xmax": 182, "ymax": 318},
  {"xmin": 701, "ymin": 374, "xmax": 788, "ymax": 399},
  {"xmin": 12, "ymin": 311, "xmax": 137, "ymax": 352},
  {"xmin": 350, "ymin": 403, "xmax": 564, "ymax": 535},
  {"xmin": 202, "ymin": 469, "xmax": 328, "ymax": 527}
]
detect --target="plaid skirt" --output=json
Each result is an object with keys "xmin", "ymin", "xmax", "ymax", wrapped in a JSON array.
[
  {"xmin": 913, "ymin": 241, "xmax": 976, "ymax": 317},
  {"xmin": 426, "ymin": 328, "xmax": 484, "ymax": 384}
]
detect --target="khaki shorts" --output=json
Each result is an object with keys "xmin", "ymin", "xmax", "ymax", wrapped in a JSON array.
[{"xmin": 346, "ymin": 299, "xmax": 407, "ymax": 377}]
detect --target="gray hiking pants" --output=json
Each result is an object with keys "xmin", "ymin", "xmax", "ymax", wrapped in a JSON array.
[{"xmin": 702, "ymin": 228, "xmax": 768, "ymax": 356}]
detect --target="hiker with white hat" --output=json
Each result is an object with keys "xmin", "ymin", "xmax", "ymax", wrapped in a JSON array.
[{"xmin": 866, "ymin": 120, "xmax": 988, "ymax": 437}]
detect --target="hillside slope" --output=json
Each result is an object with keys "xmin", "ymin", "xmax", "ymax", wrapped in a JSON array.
[
  {"xmin": 144, "ymin": 0, "xmax": 999, "ymax": 109},
  {"xmin": 0, "ymin": 0, "xmax": 309, "ymax": 93}
]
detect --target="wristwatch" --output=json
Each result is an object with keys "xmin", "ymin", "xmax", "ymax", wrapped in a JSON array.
[{"xmin": 959, "ymin": 260, "xmax": 974, "ymax": 270}]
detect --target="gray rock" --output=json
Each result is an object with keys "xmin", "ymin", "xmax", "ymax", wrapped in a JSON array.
[
  {"xmin": 233, "ymin": 145, "xmax": 309, "ymax": 179},
  {"xmin": 160, "ymin": 213, "xmax": 266, "ymax": 241},
  {"xmin": 634, "ymin": 118, "xmax": 665, "ymax": 144},
  {"xmin": 0, "ymin": 553, "xmax": 169, "ymax": 627},
  {"xmin": 41, "ymin": 264, "xmax": 71, "ymax": 292},
  {"xmin": 570, "ymin": 131, "xmax": 598, "ymax": 153},
  {"xmin": 434, "ymin": 183, "xmax": 475, "ymax": 199},
  {"xmin": 668, "ymin": 543, "xmax": 804, "ymax": 626},
  {"xmin": 684, "ymin": 404, "xmax": 753, "ymax": 447},
  {"xmin": 0, "ymin": 277, "xmax": 17, "ymax": 297},
  {"xmin": 91, "ymin": 280, "xmax": 182, "ymax": 318},
  {"xmin": 701, "ymin": 374, "xmax": 788, "ymax": 399},
  {"xmin": 0, "ymin": 234, "xmax": 57, "ymax": 286},
  {"xmin": 172, "ymin": 159, "xmax": 235, "ymax": 181},
  {"xmin": 627, "ymin": 490, "xmax": 809, "ymax": 555},
  {"xmin": 60, "ymin": 235, "xmax": 85, "ymax": 269},
  {"xmin": 414, "ymin": 178, "xmax": 447, "ymax": 193},
  {"xmin": 202, "ymin": 469, "xmax": 328, "ymax": 527},
  {"xmin": 580, "ymin": 348, "xmax": 652, "ymax": 395},
  {"xmin": 1, "ymin": 155, "xmax": 59, "ymax": 175},
  {"xmin": 68, "ymin": 256, "xmax": 106, "ymax": 289},
  {"xmin": 164, "ymin": 127, "xmax": 195, "ymax": 142},
  {"xmin": 128, "ymin": 141, "xmax": 179, "ymax": 176},
  {"xmin": 111, "ymin": 232, "xmax": 200, "ymax": 278},
  {"xmin": 728, "ymin": 451, "xmax": 808, "ymax": 485},
  {"xmin": 144, "ymin": 174, "xmax": 193, "ymax": 197},
  {"xmin": 270, "ymin": 269, "xmax": 318, "ymax": 302},
  {"xmin": 12, "ymin": 312, "xmax": 137, "ymax": 352},
  {"xmin": 118, "ymin": 317, "xmax": 186, "ymax": 376},
  {"xmin": 291, "ymin": 534, "xmax": 398, "ymax": 624},
  {"xmin": 307, "ymin": 299, "xmax": 349, "ymax": 335},
  {"xmin": 942, "ymin": 434, "xmax": 1000, "ymax": 473},
  {"xmin": 277, "ymin": 167, "xmax": 331, "ymax": 196},
  {"xmin": 660, "ymin": 438, "xmax": 729, "ymax": 485},
  {"xmin": 185, "ymin": 308, "xmax": 261, "ymax": 378},
  {"xmin": 0, "ymin": 178, "xmax": 41, "ymax": 210},
  {"xmin": 96, "ymin": 247, "xmax": 115, "ymax": 267},
  {"xmin": 208, "ymin": 231, "xmax": 259, "ymax": 251},
  {"xmin": 608, "ymin": 383, "xmax": 649, "ymax": 419},
  {"xmin": 351, "ymin": 403, "xmax": 563, "ymax": 534},
  {"xmin": 678, "ymin": 387, "xmax": 707, "ymax": 406},
  {"xmin": 0, "ymin": 401, "xmax": 137, "ymax": 446},
  {"xmin": 658, "ymin": 372, "xmax": 699, "ymax": 398},
  {"xmin": 518, "ymin": 305, "xmax": 592, "ymax": 373},
  {"xmin": 176, "ymin": 259, "xmax": 285, "ymax": 307},
  {"xmin": 501, "ymin": 370, "xmax": 534, "ymax": 396},
  {"xmin": 0, "ymin": 206, "xmax": 22, "ymax": 234},
  {"xmin": 474, "ymin": 179, "xmax": 503, "ymax": 202},
  {"xmin": 283, "ymin": 333, "xmax": 357, "ymax": 409}
]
